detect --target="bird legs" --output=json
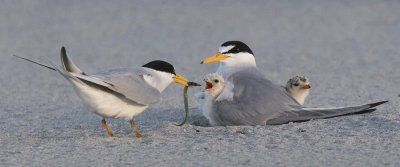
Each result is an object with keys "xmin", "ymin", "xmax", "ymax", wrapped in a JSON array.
[
  {"xmin": 101, "ymin": 118, "xmax": 143, "ymax": 138},
  {"xmin": 101, "ymin": 119, "xmax": 114, "ymax": 137},
  {"xmin": 130, "ymin": 119, "xmax": 143, "ymax": 138}
]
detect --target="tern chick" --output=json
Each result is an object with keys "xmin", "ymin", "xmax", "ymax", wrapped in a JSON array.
[
  {"xmin": 202, "ymin": 73, "xmax": 225, "ymax": 97},
  {"xmin": 284, "ymin": 76, "xmax": 310, "ymax": 105},
  {"xmin": 195, "ymin": 73, "xmax": 225, "ymax": 125}
]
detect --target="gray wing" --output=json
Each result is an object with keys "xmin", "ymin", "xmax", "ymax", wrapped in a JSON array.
[
  {"xmin": 211, "ymin": 67, "xmax": 302, "ymax": 126},
  {"xmin": 58, "ymin": 67, "xmax": 162, "ymax": 105},
  {"xmin": 57, "ymin": 47, "xmax": 161, "ymax": 105},
  {"xmin": 90, "ymin": 68, "xmax": 162, "ymax": 105},
  {"xmin": 15, "ymin": 47, "xmax": 162, "ymax": 105},
  {"xmin": 211, "ymin": 68, "xmax": 388, "ymax": 125},
  {"xmin": 266, "ymin": 101, "xmax": 388, "ymax": 124},
  {"xmin": 60, "ymin": 46, "xmax": 84, "ymax": 74}
]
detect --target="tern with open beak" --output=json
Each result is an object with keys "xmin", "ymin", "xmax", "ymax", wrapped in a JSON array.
[
  {"xmin": 15, "ymin": 47, "xmax": 188, "ymax": 137},
  {"xmin": 200, "ymin": 41, "xmax": 387, "ymax": 126},
  {"xmin": 195, "ymin": 73, "xmax": 225, "ymax": 126}
]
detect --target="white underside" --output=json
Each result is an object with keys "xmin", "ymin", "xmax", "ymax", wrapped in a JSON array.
[
  {"xmin": 70, "ymin": 80, "xmax": 148, "ymax": 120},
  {"xmin": 290, "ymin": 91, "xmax": 309, "ymax": 105},
  {"xmin": 195, "ymin": 92, "xmax": 217, "ymax": 126}
]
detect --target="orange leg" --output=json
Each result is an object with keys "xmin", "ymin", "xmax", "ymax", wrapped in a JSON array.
[
  {"xmin": 101, "ymin": 119, "xmax": 114, "ymax": 137},
  {"xmin": 130, "ymin": 119, "xmax": 143, "ymax": 138}
]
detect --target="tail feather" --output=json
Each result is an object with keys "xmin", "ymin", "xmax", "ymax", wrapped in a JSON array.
[
  {"xmin": 60, "ymin": 46, "xmax": 84, "ymax": 74},
  {"xmin": 13, "ymin": 47, "xmax": 86, "ymax": 83},
  {"xmin": 13, "ymin": 55, "xmax": 56, "ymax": 71}
]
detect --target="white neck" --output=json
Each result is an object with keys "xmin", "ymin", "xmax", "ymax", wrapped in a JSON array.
[
  {"xmin": 210, "ymin": 86, "xmax": 225, "ymax": 100},
  {"xmin": 290, "ymin": 90, "xmax": 309, "ymax": 105},
  {"xmin": 216, "ymin": 52, "xmax": 256, "ymax": 76},
  {"xmin": 142, "ymin": 69, "xmax": 173, "ymax": 92}
]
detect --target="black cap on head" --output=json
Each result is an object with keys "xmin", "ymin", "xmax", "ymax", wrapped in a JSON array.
[
  {"xmin": 142, "ymin": 60, "xmax": 176, "ymax": 75},
  {"xmin": 221, "ymin": 41, "xmax": 253, "ymax": 55}
]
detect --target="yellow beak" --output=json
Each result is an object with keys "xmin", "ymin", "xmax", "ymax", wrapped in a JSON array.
[
  {"xmin": 173, "ymin": 74, "xmax": 189, "ymax": 86},
  {"xmin": 200, "ymin": 52, "xmax": 230, "ymax": 64}
]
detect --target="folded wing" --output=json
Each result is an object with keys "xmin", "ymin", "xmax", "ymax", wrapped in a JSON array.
[
  {"xmin": 211, "ymin": 67, "xmax": 388, "ymax": 126},
  {"xmin": 57, "ymin": 47, "xmax": 162, "ymax": 105},
  {"xmin": 212, "ymin": 68, "xmax": 301, "ymax": 125},
  {"xmin": 266, "ymin": 101, "xmax": 388, "ymax": 124}
]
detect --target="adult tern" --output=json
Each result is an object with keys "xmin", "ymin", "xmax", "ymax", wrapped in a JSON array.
[
  {"xmin": 200, "ymin": 41, "xmax": 387, "ymax": 126},
  {"xmin": 15, "ymin": 47, "xmax": 189, "ymax": 137}
]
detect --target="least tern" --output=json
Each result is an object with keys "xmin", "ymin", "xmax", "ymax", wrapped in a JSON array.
[
  {"xmin": 284, "ymin": 76, "xmax": 310, "ymax": 105},
  {"xmin": 195, "ymin": 73, "xmax": 225, "ymax": 126},
  {"xmin": 200, "ymin": 41, "xmax": 387, "ymax": 126},
  {"xmin": 15, "ymin": 47, "xmax": 188, "ymax": 137}
]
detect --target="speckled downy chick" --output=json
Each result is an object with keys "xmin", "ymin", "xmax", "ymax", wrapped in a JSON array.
[
  {"xmin": 284, "ymin": 76, "xmax": 311, "ymax": 105},
  {"xmin": 195, "ymin": 73, "xmax": 225, "ymax": 125},
  {"xmin": 203, "ymin": 73, "xmax": 226, "ymax": 98}
]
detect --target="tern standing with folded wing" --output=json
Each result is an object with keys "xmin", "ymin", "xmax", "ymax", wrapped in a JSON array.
[
  {"xmin": 15, "ymin": 47, "xmax": 189, "ymax": 137},
  {"xmin": 200, "ymin": 41, "xmax": 387, "ymax": 126}
]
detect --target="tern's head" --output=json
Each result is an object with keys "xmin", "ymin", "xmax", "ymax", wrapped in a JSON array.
[
  {"xmin": 201, "ymin": 41, "xmax": 256, "ymax": 68},
  {"xmin": 285, "ymin": 76, "xmax": 310, "ymax": 105},
  {"xmin": 202, "ymin": 73, "xmax": 225, "ymax": 98},
  {"xmin": 142, "ymin": 60, "xmax": 188, "ymax": 90}
]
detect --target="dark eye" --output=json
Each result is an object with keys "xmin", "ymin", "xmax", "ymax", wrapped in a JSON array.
[
  {"xmin": 294, "ymin": 83, "xmax": 299, "ymax": 86},
  {"xmin": 214, "ymin": 79, "xmax": 219, "ymax": 83}
]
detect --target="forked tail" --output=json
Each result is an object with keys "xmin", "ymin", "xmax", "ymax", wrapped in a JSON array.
[
  {"xmin": 60, "ymin": 47, "xmax": 84, "ymax": 74},
  {"xmin": 13, "ymin": 54, "xmax": 56, "ymax": 71},
  {"xmin": 13, "ymin": 46, "xmax": 87, "ymax": 82}
]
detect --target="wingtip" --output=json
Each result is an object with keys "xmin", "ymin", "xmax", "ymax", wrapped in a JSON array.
[
  {"xmin": 352, "ymin": 108, "xmax": 377, "ymax": 115},
  {"xmin": 368, "ymin": 100, "xmax": 389, "ymax": 108}
]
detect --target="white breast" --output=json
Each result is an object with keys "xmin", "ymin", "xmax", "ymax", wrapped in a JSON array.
[
  {"xmin": 291, "ymin": 91, "xmax": 309, "ymax": 105},
  {"xmin": 197, "ymin": 93, "xmax": 217, "ymax": 126},
  {"xmin": 70, "ymin": 80, "xmax": 148, "ymax": 120}
]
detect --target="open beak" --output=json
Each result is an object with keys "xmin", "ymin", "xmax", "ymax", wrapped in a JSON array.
[
  {"xmin": 200, "ymin": 52, "xmax": 230, "ymax": 64},
  {"xmin": 302, "ymin": 85, "xmax": 311, "ymax": 89},
  {"xmin": 202, "ymin": 79, "xmax": 213, "ymax": 92},
  {"xmin": 173, "ymin": 74, "xmax": 189, "ymax": 86}
]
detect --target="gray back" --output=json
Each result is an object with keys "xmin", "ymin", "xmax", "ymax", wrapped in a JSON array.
[{"xmin": 211, "ymin": 67, "xmax": 301, "ymax": 125}]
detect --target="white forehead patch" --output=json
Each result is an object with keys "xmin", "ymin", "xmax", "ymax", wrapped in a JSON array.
[{"xmin": 219, "ymin": 45, "xmax": 235, "ymax": 53}]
